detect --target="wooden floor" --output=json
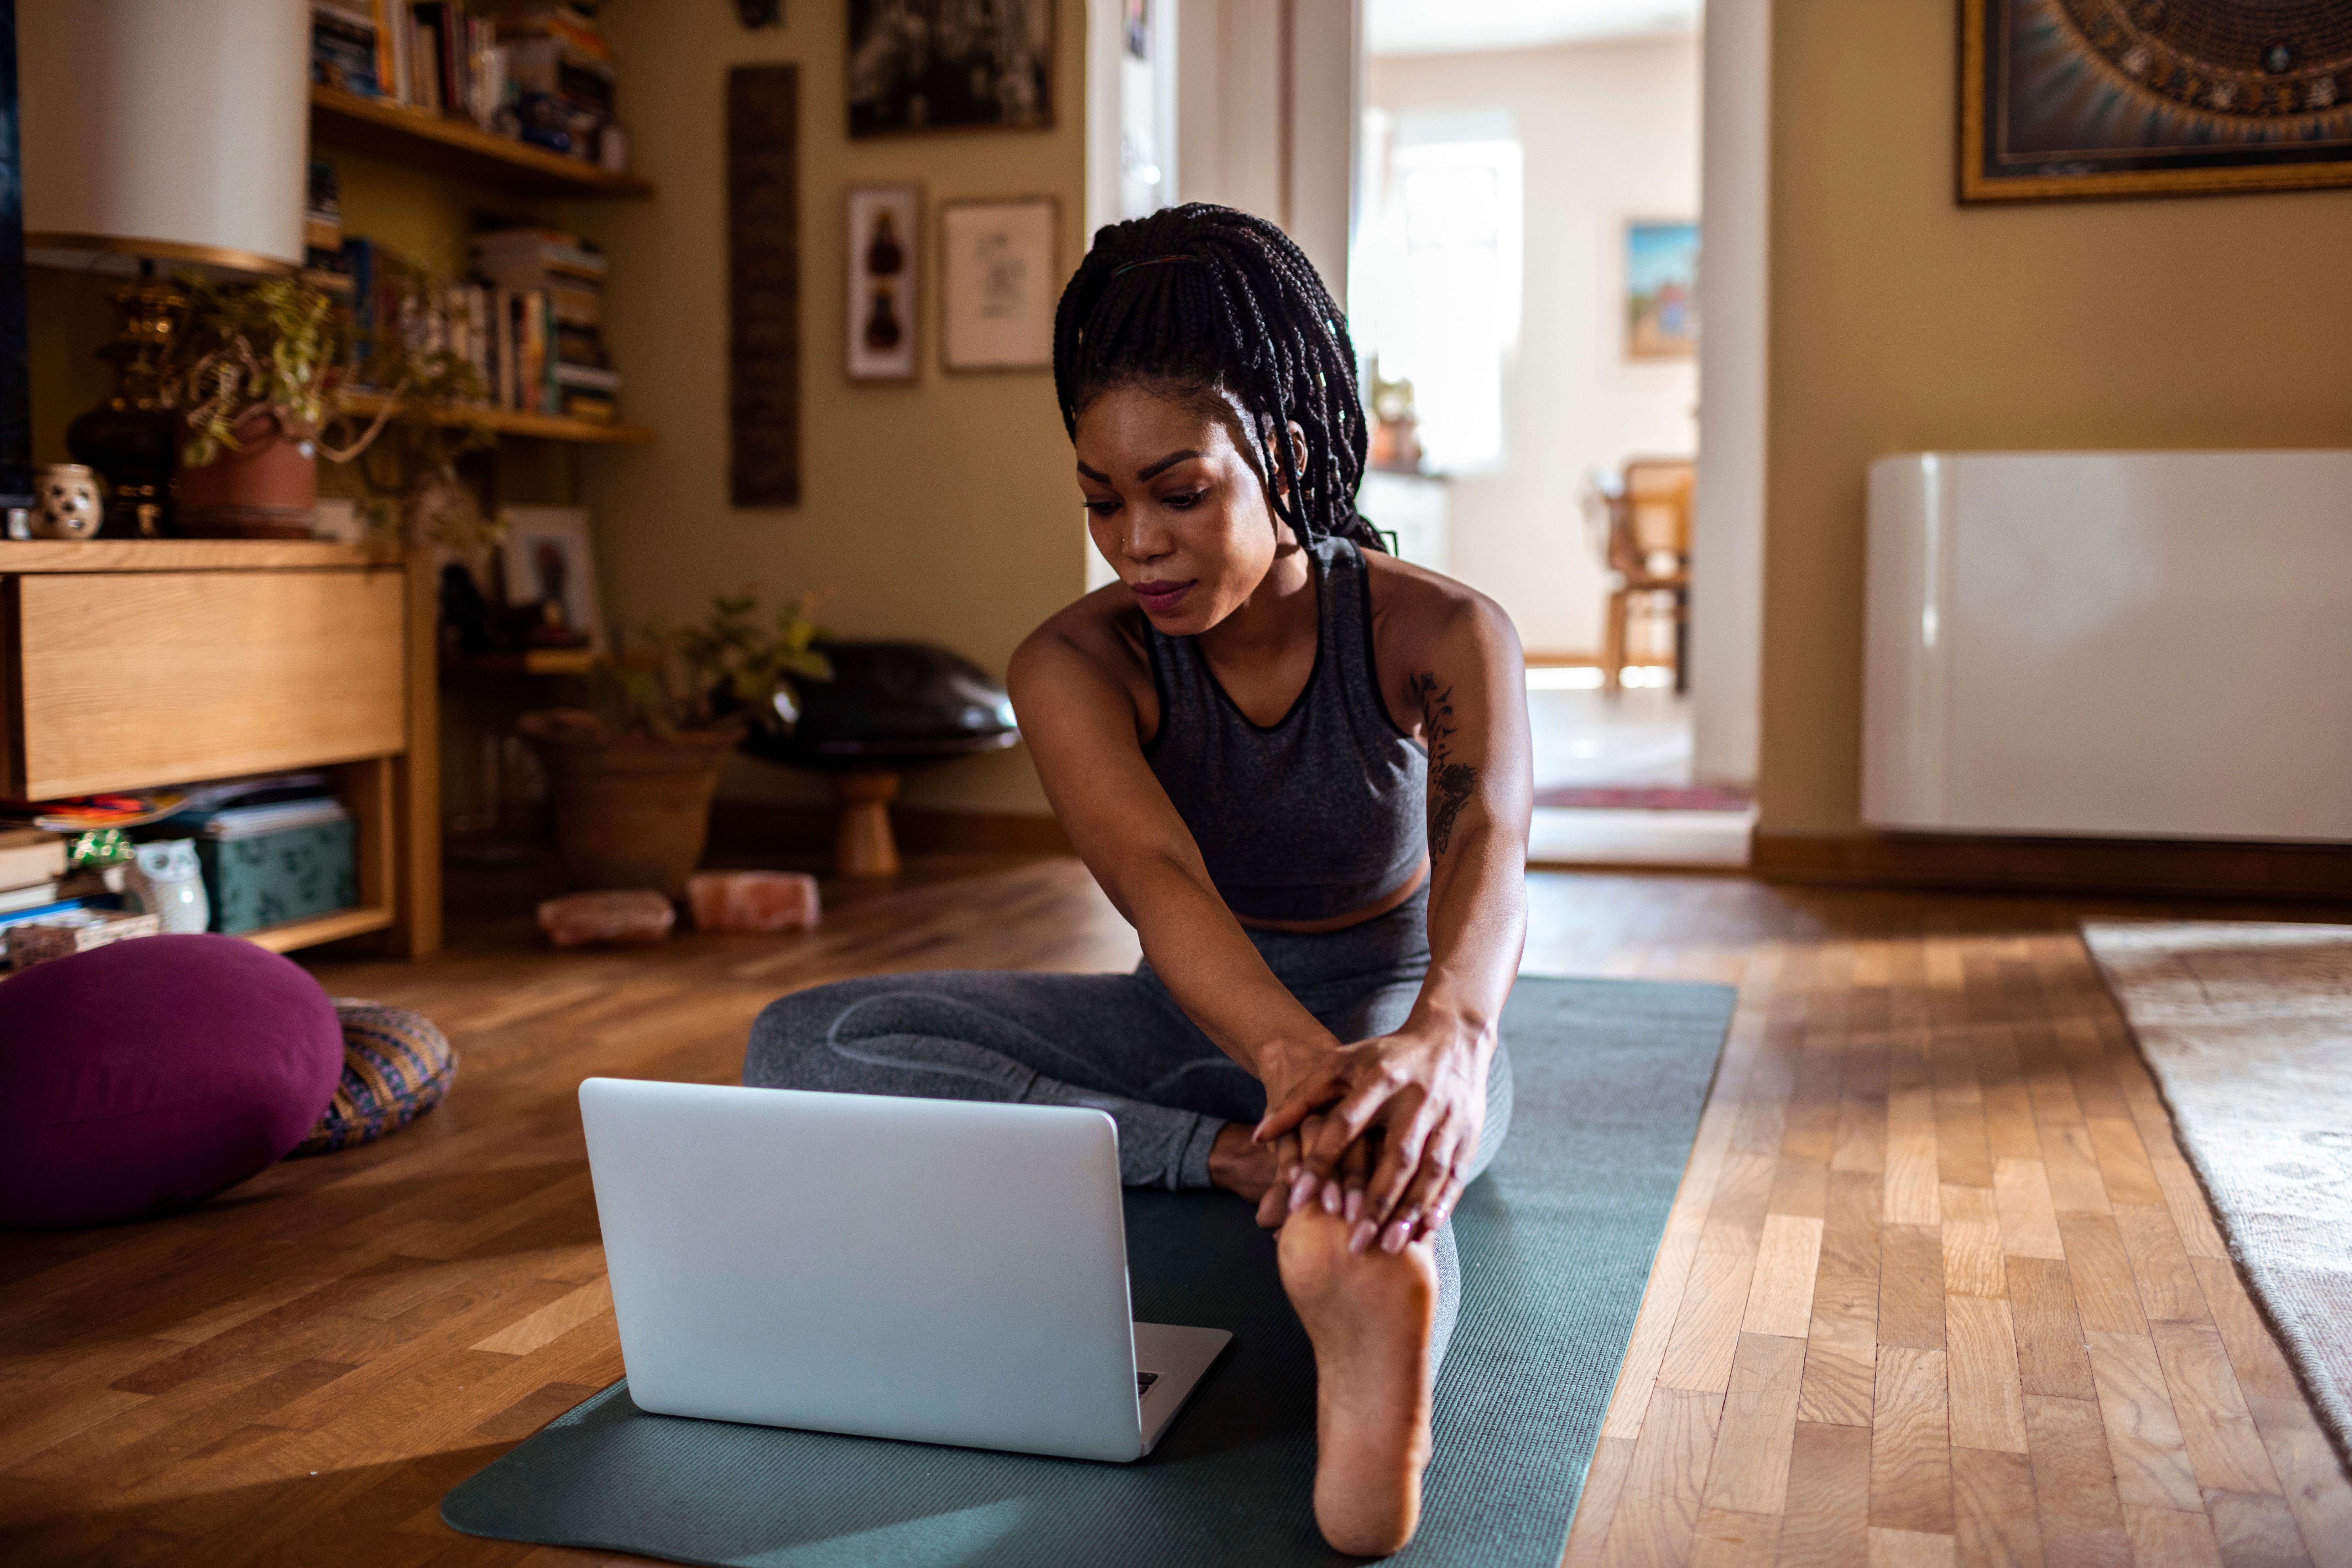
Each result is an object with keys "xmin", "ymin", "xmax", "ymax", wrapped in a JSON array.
[{"xmin": 2, "ymin": 858, "xmax": 2348, "ymax": 1566}]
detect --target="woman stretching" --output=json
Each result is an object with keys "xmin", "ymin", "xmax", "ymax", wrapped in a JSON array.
[{"xmin": 745, "ymin": 204, "xmax": 1531, "ymax": 1556}]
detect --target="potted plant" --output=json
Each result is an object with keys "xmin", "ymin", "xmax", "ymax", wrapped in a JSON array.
[
  {"xmin": 172, "ymin": 265, "xmax": 487, "ymax": 541},
  {"xmin": 522, "ymin": 591, "xmax": 831, "ymax": 894}
]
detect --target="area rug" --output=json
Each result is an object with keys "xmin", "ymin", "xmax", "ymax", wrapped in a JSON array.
[
  {"xmin": 2081, "ymin": 920, "xmax": 2352, "ymax": 1463},
  {"xmin": 1530, "ymin": 784, "xmax": 1754, "ymax": 813},
  {"xmin": 440, "ymin": 975, "xmax": 1735, "ymax": 1568}
]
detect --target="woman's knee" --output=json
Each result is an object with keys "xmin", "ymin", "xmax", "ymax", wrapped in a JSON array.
[{"xmin": 743, "ymin": 983, "xmax": 862, "ymax": 1088}]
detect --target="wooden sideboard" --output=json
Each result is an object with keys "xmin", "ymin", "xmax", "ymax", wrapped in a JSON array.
[{"xmin": 0, "ymin": 540, "xmax": 440, "ymax": 957}]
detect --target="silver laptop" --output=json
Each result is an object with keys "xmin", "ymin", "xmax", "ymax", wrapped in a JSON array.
[{"xmin": 578, "ymin": 1078, "xmax": 1231, "ymax": 1463}]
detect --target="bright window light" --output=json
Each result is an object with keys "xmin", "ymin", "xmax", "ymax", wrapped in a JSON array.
[{"xmin": 1355, "ymin": 111, "xmax": 1523, "ymax": 475}]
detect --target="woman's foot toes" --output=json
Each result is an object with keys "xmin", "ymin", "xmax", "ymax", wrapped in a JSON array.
[{"xmin": 1278, "ymin": 1205, "xmax": 1436, "ymax": 1556}]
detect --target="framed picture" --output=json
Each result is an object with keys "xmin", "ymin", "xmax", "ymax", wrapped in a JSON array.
[
  {"xmin": 940, "ymin": 197, "xmax": 1058, "ymax": 373},
  {"xmin": 847, "ymin": 0, "xmax": 1054, "ymax": 137},
  {"xmin": 846, "ymin": 185, "xmax": 920, "ymax": 380},
  {"xmin": 1626, "ymin": 220, "xmax": 1698, "ymax": 361},
  {"xmin": 501, "ymin": 506, "xmax": 605, "ymax": 652},
  {"xmin": 1961, "ymin": 0, "xmax": 2352, "ymax": 202}
]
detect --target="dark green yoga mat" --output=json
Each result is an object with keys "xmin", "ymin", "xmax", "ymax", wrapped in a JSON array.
[{"xmin": 443, "ymin": 976, "xmax": 1733, "ymax": 1566}]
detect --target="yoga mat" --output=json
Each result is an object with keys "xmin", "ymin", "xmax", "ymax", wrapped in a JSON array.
[{"xmin": 443, "ymin": 976, "xmax": 1733, "ymax": 1567}]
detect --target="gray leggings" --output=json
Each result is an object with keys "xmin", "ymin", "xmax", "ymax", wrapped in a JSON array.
[{"xmin": 742, "ymin": 886, "xmax": 1513, "ymax": 1367}]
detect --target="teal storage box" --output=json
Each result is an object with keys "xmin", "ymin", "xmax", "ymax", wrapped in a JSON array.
[{"xmin": 197, "ymin": 820, "xmax": 358, "ymax": 935}]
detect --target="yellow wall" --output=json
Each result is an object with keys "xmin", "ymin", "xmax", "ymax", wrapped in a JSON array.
[
  {"xmin": 578, "ymin": 0, "xmax": 1090, "ymax": 816},
  {"xmin": 1761, "ymin": 0, "xmax": 2352, "ymax": 837}
]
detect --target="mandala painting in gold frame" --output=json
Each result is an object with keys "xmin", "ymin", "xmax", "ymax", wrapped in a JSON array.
[{"xmin": 1962, "ymin": 0, "xmax": 2352, "ymax": 200}]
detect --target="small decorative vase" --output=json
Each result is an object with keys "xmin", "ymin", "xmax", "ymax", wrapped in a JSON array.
[
  {"xmin": 126, "ymin": 839, "xmax": 210, "ymax": 934},
  {"xmin": 31, "ymin": 464, "xmax": 104, "ymax": 540}
]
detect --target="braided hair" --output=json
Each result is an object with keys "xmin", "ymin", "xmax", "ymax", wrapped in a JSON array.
[{"xmin": 1052, "ymin": 204, "xmax": 1384, "ymax": 553}]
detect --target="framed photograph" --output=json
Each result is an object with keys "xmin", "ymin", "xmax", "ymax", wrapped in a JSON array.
[
  {"xmin": 848, "ymin": 0, "xmax": 1055, "ymax": 137},
  {"xmin": 940, "ymin": 197, "xmax": 1058, "ymax": 373},
  {"xmin": 846, "ymin": 185, "xmax": 921, "ymax": 380},
  {"xmin": 501, "ymin": 506, "xmax": 605, "ymax": 652},
  {"xmin": 1626, "ymin": 220, "xmax": 1698, "ymax": 361},
  {"xmin": 1961, "ymin": 1, "xmax": 2352, "ymax": 203}
]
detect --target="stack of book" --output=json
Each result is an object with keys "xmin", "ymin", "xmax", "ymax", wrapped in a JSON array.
[
  {"xmin": 308, "ymin": 1, "xmax": 624, "ymax": 171},
  {"xmin": 339, "ymin": 237, "xmax": 495, "ymax": 405},
  {"xmin": 304, "ymin": 159, "xmax": 350, "ymax": 285},
  {"xmin": 0, "ymin": 827, "xmax": 151, "ymax": 966},
  {"xmin": 470, "ymin": 227, "xmax": 619, "ymax": 422}
]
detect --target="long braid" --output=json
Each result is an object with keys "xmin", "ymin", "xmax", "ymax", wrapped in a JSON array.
[{"xmin": 1053, "ymin": 204, "xmax": 1383, "ymax": 552}]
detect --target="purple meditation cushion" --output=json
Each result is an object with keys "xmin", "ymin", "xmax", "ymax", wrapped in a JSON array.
[{"xmin": 0, "ymin": 934, "xmax": 343, "ymax": 1228}]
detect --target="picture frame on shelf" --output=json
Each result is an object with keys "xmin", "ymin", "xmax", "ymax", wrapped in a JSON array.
[
  {"xmin": 939, "ymin": 197, "xmax": 1058, "ymax": 373},
  {"xmin": 1960, "ymin": 0, "xmax": 2352, "ymax": 202},
  {"xmin": 1625, "ymin": 220, "xmax": 1697, "ymax": 361},
  {"xmin": 846, "ymin": 184, "xmax": 920, "ymax": 381},
  {"xmin": 500, "ymin": 506, "xmax": 604, "ymax": 654},
  {"xmin": 847, "ymin": 0, "xmax": 1054, "ymax": 137}
]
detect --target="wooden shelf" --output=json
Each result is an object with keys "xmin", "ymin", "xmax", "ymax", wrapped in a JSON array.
[
  {"xmin": 0, "ymin": 540, "xmax": 396, "ymax": 573},
  {"xmin": 241, "ymin": 905, "xmax": 397, "ymax": 955},
  {"xmin": 447, "ymin": 648, "xmax": 598, "ymax": 676},
  {"xmin": 309, "ymin": 85, "xmax": 654, "ymax": 198},
  {"xmin": 338, "ymin": 390, "xmax": 653, "ymax": 446}
]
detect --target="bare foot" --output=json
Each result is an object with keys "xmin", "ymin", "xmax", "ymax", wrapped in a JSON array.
[
  {"xmin": 1209, "ymin": 1123, "xmax": 1278, "ymax": 1204},
  {"xmin": 1278, "ymin": 1204, "xmax": 1436, "ymax": 1556}
]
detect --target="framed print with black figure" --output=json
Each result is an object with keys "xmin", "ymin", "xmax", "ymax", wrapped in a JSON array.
[
  {"xmin": 846, "ymin": 185, "xmax": 919, "ymax": 380},
  {"xmin": 1962, "ymin": 0, "xmax": 2352, "ymax": 202}
]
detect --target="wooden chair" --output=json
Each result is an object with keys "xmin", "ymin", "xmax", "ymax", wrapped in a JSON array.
[{"xmin": 1599, "ymin": 458, "xmax": 1695, "ymax": 694}]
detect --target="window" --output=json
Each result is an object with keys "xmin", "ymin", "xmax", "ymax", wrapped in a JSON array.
[{"xmin": 1355, "ymin": 110, "xmax": 1524, "ymax": 474}]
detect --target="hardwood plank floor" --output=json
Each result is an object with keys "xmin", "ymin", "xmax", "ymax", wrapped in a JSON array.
[{"xmin": 3, "ymin": 859, "xmax": 2349, "ymax": 1566}]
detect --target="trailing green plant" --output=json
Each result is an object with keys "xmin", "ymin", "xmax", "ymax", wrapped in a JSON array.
[
  {"xmin": 173, "ymin": 261, "xmax": 501, "ymax": 553},
  {"xmin": 598, "ymin": 589, "xmax": 833, "ymax": 740},
  {"xmin": 174, "ymin": 273, "xmax": 381, "ymax": 468}
]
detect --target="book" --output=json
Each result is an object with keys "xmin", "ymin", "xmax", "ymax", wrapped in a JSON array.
[
  {"xmin": 7, "ymin": 910, "xmax": 161, "ymax": 969},
  {"xmin": 0, "ymin": 879, "xmax": 60, "ymax": 913},
  {"xmin": 312, "ymin": 4, "xmax": 382, "ymax": 96},
  {"xmin": 0, "ymin": 833, "xmax": 67, "ymax": 891},
  {"xmin": 552, "ymin": 361, "xmax": 620, "ymax": 393}
]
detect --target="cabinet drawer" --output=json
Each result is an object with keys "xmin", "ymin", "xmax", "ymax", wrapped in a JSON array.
[{"xmin": 7, "ymin": 569, "xmax": 406, "ymax": 798}]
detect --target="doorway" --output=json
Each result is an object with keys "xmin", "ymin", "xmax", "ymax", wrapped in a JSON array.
[
  {"xmin": 1086, "ymin": 0, "xmax": 1764, "ymax": 869},
  {"xmin": 1353, "ymin": 1, "xmax": 1749, "ymax": 867}
]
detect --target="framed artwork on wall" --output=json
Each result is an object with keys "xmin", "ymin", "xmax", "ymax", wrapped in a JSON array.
[
  {"xmin": 846, "ymin": 185, "xmax": 920, "ymax": 380},
  {"xmin": 939, "ymin": 197, "xmax": 1058, "ymax": 373},
  {"xmin": 1961, "ymin": 0, "xmax": 2352, "ymax": 202},
  {"xmin": 500, "ymin": 506, "xmax": 605, "ymax": 653},
  {"xmin": 847, "ymin": 0, "xmax": 1054, "ymax": 137},
  {"xmin": 1625, "ymin": 220, "xmax": 1698, "ymax": 361}
]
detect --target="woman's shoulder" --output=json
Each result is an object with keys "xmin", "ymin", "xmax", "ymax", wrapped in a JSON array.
[
  {"xmin": 1359, "ymin": 546, "xmax": 1516, "ymax": 658},
  {"xmin": 1008, "ymin": 583, "xmax": 1154, "ymax": 704}
]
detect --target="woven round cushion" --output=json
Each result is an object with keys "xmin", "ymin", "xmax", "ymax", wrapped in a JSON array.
[
  {"xmin": 291, "ymin": 1000, "xmax": 457, "ymax": 1156},
  {"xmin": 0, "ymin": 934, "xmax": 343, "ymax": 1228}
]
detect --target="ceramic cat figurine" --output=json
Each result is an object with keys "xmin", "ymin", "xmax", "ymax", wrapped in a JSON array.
[{"xmin": 127, "ymin": 839, "xmax": 209, "ymax": 935}]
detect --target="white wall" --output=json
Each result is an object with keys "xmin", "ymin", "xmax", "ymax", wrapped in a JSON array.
[{"xmin": 1367, "ymin": 35, "xmax": 1700, "ymax": 656}]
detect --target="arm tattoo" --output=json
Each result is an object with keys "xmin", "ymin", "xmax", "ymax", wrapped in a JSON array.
[{"xmin": 1408, "ymin": 671, "xmax": 1478, "ymax": 854}]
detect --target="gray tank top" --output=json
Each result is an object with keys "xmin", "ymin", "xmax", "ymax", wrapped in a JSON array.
[{"xmin": 1143, "ymin": 536, "xmax": 1428, "ymax": 922}]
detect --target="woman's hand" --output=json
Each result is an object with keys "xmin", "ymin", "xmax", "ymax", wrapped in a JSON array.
[{"xmin": 1254, "ymin": 1022, "xmax": 1492, "ymax": 1253}]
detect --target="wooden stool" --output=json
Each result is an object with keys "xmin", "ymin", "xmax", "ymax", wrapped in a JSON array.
[{"xmin": 830, "ymin": 769, "xmax": 902, "ymax": 878}]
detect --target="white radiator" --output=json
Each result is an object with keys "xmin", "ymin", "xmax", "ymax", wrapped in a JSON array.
[{"xmin": 1862, "ymin": 450, "xmax": 2352, "ymax": 843}]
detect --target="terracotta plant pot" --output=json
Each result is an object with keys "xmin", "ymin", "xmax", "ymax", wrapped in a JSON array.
[
  {"xmin": 526, "ymin": 728, "xmax": 736, "ymax": 896},
  {"xmin": 175, "ymin": 410, "xmax": 318, "ymax": 538}
]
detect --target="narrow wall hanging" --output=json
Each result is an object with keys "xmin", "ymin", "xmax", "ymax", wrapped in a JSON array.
[{"xmin": 728, "ymin": 63, "xmax": 800, "ymax": 505}]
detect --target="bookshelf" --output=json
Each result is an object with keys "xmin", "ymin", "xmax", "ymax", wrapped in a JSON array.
[
  {"xmin": 339, "ymin": 390, "xmax": 654, "ymax": 446},
  {"xmin": 310, "ymin": 85, "xmax": 655, "ymax": 199}
]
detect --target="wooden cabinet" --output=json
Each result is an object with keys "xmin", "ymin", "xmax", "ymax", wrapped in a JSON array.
[{"xmin": 0, "ymin": 540, "xmax": 440, "ymax": 956}]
